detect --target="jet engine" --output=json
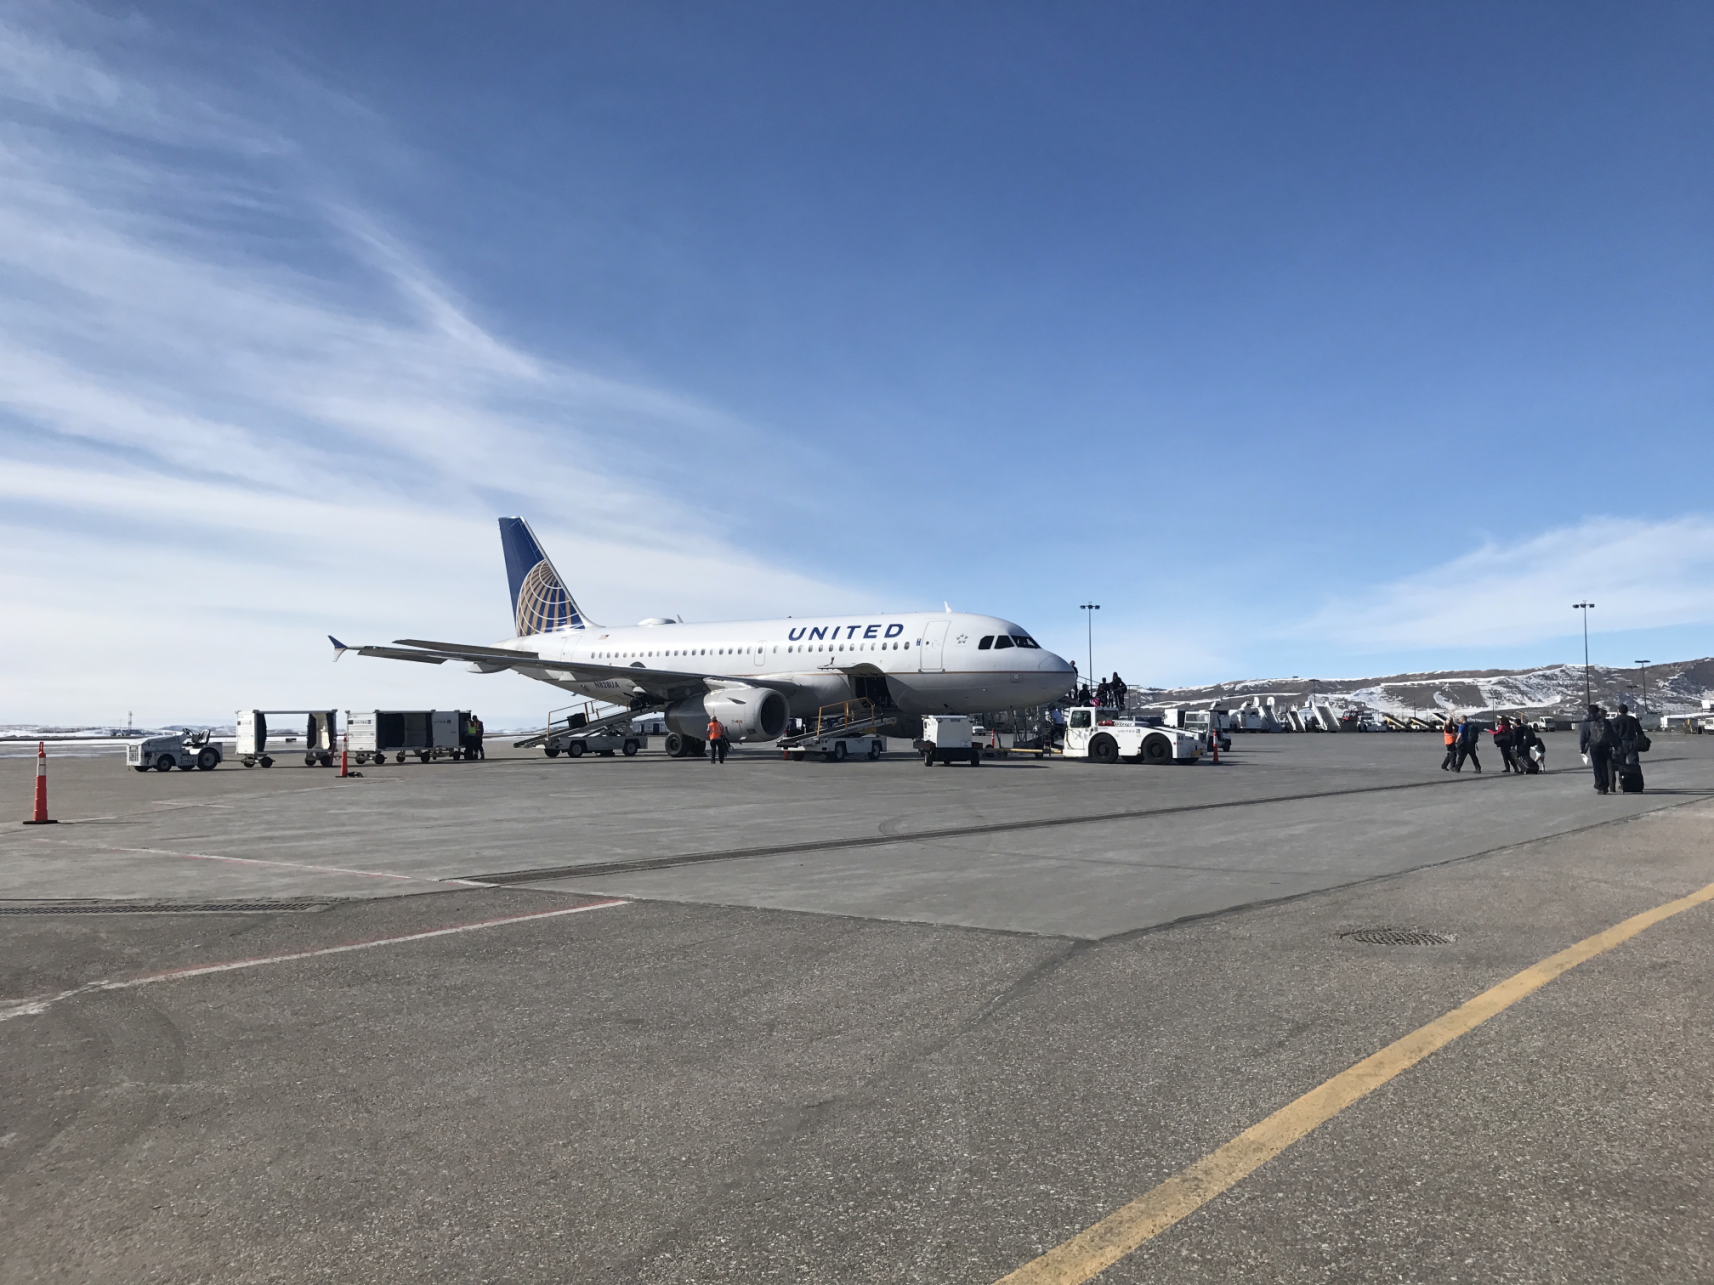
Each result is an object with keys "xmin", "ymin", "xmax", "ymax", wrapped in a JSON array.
[{"xmin": 665, "ymin": 685, "xmax": 789, "ymax": 743}]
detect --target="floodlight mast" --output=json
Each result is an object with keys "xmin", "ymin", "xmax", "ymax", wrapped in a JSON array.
[
  {"xmin": 1573, "ymin": 602, "xmax": 1595, "ymax": 707},
  {"xmin": 1079, "ymin": 603, "xmax": 1100, "ymax": 693}
]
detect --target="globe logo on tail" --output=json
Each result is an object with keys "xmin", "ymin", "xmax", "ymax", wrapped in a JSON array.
[{"xmin": 515, "ymin": 559, "xmax": 580, "ymax": 636}]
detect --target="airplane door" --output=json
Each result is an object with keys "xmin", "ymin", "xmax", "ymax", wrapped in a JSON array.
[
  {"xmin": 918, "ymin": 620, "xmax": 948, "ymax": 672},
  {"xmin": 753, "ymin": 640, "xmax": 766, "ymax": 668}
]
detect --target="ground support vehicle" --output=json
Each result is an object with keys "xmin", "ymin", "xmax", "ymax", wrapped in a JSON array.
[
  {"xmin": 345, "ymin": 710, "xmax": 472, "ymax": 765},
  {"xmin": 128, "ymin": 729, "xmax": 223, "ymax": 773},
  {"xmin": 919, "ymin": 714, "xmax": 979, "ymax": 767},
  {"xmin": 235, "ymin": 710, "xmax": 340, "ymax": 768},
  {"xmin": 1062, "ymin": 708, "xmax": 1202, "ymax": 765},
  {"xmin": 515, "ymin": 702, "xmax": 653, "ymax": 759},
  {"xmin": 779, "ymin": 700, "xmax": 891, "ymax": 763}
]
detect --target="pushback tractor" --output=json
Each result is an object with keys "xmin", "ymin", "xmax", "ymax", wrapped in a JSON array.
[{"xmin": 1061, "ymin": 708, "xmax": 1202, "ymax": 764}]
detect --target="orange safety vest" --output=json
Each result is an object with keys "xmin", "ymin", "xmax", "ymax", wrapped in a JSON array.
[{"xmin": 707, "ymin": 720, "xmax": 724, "ymax": 741}]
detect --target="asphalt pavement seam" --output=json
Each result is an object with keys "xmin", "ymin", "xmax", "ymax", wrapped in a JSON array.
[{"xmin": 459, "ymin": 773, "xmax": 1505, "ymax": 885}]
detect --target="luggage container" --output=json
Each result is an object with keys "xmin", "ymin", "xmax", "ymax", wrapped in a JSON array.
[
  {"xmin": 345, "ymin": 710, "xmax": 470, "ymax": 765},
  {"xmin": 236, "ymin": 710, "xmax": 339, "ymax": 768}
]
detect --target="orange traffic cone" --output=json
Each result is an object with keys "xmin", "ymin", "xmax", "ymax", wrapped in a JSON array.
[{"xmin": 23, "ymin": 740, "xmax": 57, "ymax": 824}]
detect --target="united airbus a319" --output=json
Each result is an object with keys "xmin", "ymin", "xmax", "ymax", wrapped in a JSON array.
[{"xmin": 331, "ymin": 518, "xmax": 1075, "ymax": 755}]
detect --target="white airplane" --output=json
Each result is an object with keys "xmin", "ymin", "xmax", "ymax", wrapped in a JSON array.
[{"xmin": 332, "ymin": 517, "xmax": 1075, "ymax": 755}]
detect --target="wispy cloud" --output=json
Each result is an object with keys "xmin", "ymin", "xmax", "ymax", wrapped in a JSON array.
[
  {"xmin": 1298, "ymin": 515, "xmax": 1714, "ymax": 651},
  {"xmin": 0, "ymin": 6, "xmax": 850, "ymax": 722}
]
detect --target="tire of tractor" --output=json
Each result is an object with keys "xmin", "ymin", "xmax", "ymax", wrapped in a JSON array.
[
  {"xmin": 922, "ymin": 741, "xmax": 936, "ymax": 767},
  {"xmin": 545, "ymin": 745, "xmax": 560, "ymax": 757},
  {"xmin": 622, "ymin": 740, "xmax": 639, "ymax": 757},
  {"xmin": 568, "ymin": 742, "xmax": 585, "ymax": 757},
  {"xmin": 1089, "ymin": 734, "xmax": 1119, "ymax": 765},
  {"xmin": 196, "ymin": 748, "xmax": 218, "ymax": 771},
  {"xmin": 155, "ymin": 755, "xmax": 175, "ymax": 771},
  {"xmin": 970, "ymin": 748, "xmax": 980, "ymax": 766},
  {"xmin": 1143, "ymin": 736, "xmax": 1172, "ymax": 765},
  {"xmin": 834, "ymin": 741, "xmax": 848, "ymax": 761},
  {"xmin": 260, "ymin": 756, "xmax": 274, "ymax": 768}
]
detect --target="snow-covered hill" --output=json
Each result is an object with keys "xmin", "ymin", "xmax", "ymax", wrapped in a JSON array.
[{"xmin": 1133, "ymin": 658, "xmax": 1714, "ymax": 719}]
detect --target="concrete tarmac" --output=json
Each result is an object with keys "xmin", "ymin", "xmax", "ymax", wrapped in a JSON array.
[{"xmin": 3, "ymin": 733, "xmax": 1712, "ymax": 1282}]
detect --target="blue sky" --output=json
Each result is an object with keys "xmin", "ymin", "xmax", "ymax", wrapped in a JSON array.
[{"xmin": 2, "ymin": 1, "xmax": 1711, "ymax": 723}]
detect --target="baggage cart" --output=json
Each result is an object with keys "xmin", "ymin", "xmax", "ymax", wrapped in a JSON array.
[
  {"xmin": 345, "ymin": 710, "xmax": 472, "ymax": 765},
  {"xmin": 236, "ymin": 710, "xmax": 339, "ymax": 768}
]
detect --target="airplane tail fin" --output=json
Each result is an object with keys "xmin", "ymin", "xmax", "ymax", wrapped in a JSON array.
[{"xmin": 499, "ymin": 517, "xmax": 588, "ymax": 636}]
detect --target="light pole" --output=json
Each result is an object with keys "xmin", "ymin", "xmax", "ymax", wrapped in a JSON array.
[
  {"xmin": 1573, "ymin": 602, "xmax": 1595, "ymax": 708},
  {"xmin": 1080, "ymin": 603, "xmax": 1100, "ymax": 694},
  {"xmin": 1635, "ymin": 660, "xmax": 1651, "ymax": 718}
]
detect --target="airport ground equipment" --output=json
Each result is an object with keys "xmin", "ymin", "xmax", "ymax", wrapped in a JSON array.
[
  {"xmin": 1062, "ymin": 707, "xmax": 1202, "ymax": 765},
  {"xmin": 128, "ymin": 729, "xmax": 223, "ymax": 773},
  {"xmin": 236, "ymin": 710, "xmax": 339, "ymax": 768},
  {"xmin": 23, "ymin": 741, "xmax": 56, "ymax": 823},
  {"xmin": 514, "ymin": 702, "xmax": 656, "ymax": 758},
  {"xmin": 780, "ymin": 699, "xmax": 891, "ymax": 762},
  {"xmin": 920, "ymin": 714, "xmax": 979, "ymax": 766},
  {"xmin": 345, "ymin": 710, "xmax": 473, "ymax": 765}
]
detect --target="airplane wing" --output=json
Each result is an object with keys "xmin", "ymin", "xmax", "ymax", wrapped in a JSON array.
[{"xmin": 329, "ymin": 636, "xmax": 805, "ymax": 703}]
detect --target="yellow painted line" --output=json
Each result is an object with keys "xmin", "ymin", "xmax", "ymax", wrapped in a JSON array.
[{"xmin": 997, "ymin": 877, "xmax": 1714, "ymax": 1285}]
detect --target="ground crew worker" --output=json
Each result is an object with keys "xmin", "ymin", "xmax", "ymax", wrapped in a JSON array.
[
  {"xmin": 1440, "ymin": 717, "xmax": 1458, "ymax": 771},
  {"xmin": 471, "ymin": 714, "xmax": 485, "ymax": 760},
  {"xmin": 706, "ymin": 716, "xmax": 728, "ymax": 765}
]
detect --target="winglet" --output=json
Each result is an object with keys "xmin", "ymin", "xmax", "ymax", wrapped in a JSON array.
[{"xmin": 329, "ymin": 635, "xmax": 349, "ymax": 660}]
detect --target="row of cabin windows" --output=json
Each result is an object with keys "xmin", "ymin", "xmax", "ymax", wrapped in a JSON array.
[
  {"xmin": 592, "ymin": 634, "xmax": 1050, "ymax": 662},
  {"xmin": 590, "ymin": 641, "xmax": 914, "ymax": 660}
]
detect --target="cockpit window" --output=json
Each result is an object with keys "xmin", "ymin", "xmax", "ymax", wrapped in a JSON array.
[
  {"xmin": 977, "ymin": 636, "xmax": 994, "ymax": 650},
  {"xmin": 1010, "ymin": 634, "xmax": 1039, "ymax": 648},
  {"xmin": 992, "ymin": 635, "xmax": 1015, "ymax": 649}
]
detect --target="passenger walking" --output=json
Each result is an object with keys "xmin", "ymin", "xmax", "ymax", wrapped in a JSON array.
[
  {"xmin": 1579, "ymin": 704, "xmax": 1613, "ymax": 794},
  {"xmin": 1440, "ymin": 717, "xmax": 1459, "ymax": 771},
  {"xmin": 705, "ymin": 716, "xmax": 728, "ymax": 765},
  {"xmin": 1493, "ymin": 717, "xmax": 1519, "ymax": 773},
  {"xmin": 1454, "ymin": 715, "xmax": 1482, "ymax": 773},
  {"xmin": 1110, "ymin": 672, "xmax": 1126, "ymax": 710},
  {"xmin": 1610, "ymin": 702, "xmax": 1647, "ymax": 793},
  {"xmin": 1517, "ymin": 722, "xmax": 1546, "ymax": 774}
]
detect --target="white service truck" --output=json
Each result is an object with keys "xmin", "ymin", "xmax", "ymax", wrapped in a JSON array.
[
  {"xmin": 127, "ymin": 729, "xmax": 223, "ymax": 773},
  {"xmin": 1062, "ymin": 708, "xmax": 1202, "ymax": 764},
  {"xmin": 921, "ymin": 714, "xmax": 980, "ymax": 766}
]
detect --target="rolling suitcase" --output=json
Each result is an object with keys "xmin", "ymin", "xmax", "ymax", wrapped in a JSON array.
[{"xmin": 1617, "ymin": 761, "xmax": 1644, "ymax": 793}]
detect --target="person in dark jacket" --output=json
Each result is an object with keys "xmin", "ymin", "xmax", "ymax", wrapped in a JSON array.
[
  {"xmin": 1454, "ymin": 715, "xmax": 1482, "ymax": 773},
  {"xmin": 1610, "ymin": 702, "xmax": 1645, "ymax": 791},
  {"xmin": 1579, "ymin": 704, "xmax": 1613, "ymax": 793},
  {"xmin": 1493, "ymin": 717, "xmax": 1519, "ymax": 773},
  {"xmin": 1516, "ymin": 722, "xmax": 1546, "ymax": 774}
]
